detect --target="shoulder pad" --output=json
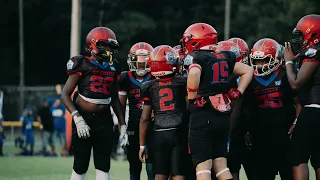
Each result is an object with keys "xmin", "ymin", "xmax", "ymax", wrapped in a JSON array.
[
  {"xmin": 67, "ymin": 55, "xmax": 85, "ymax": 70},
  {"xmin": 118, "ymin": 71, "xmax": 130, "ymax": 90},
  {"xmin": 141, "ymin": 79, "xmax": 154, "ymax": 90},
  {"xmin": 119, "ymin": 71, "xmax": 129, "ymax": 80}
]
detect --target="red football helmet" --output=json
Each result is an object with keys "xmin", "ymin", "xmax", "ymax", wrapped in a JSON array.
[
  {"xmin": 215, "ymin": 41, "xmax": 242, "ymax": 62},
  {"xmin": 148, "ymin": 45, "xmax": 179, "ymax": 77},
  {"xmin": 86, "ymin": 27, "xmax": 119, "ymax": 63},
  {"xmin": 229, "ymin": 38, "xmax": 249, "ymax": 64},
  {"xmin": 250, "ymin": 38, "xmax": 283, "ymax": 76},
  {"xmin": 181, "ymin": 23, "xmax": 218, "ymax": 54},
  {"xmin": 173, "ymin": 45, "xmax": 185, "ymax": 60},
  {"xmin": 127, "ymin": 42, "xmax": 153, "ymax": 76},
  {"xmin": 292, "ymin": 14, "xmax": 320, "ymax": 52}
]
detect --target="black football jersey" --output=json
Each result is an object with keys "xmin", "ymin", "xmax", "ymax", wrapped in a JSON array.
[
  {"xmin": 118, "ymin": 71, "xmax": 153, "ymax": 130},
  {"xmin": 141, "ymin": 76, "xmax": 187, "ymax": 130},
  {"xmin": 66, "ymin": 56, "xmax": 120, "ymax": 99},
  {"xmin": 298, "ymin": 44, "xmax": 320, "ymax": 106},
  {"xmin": 247, "ymin": 68, "xmax": 296, "ymax": 123},
  {"xmin": 185, "ymin": 51, "xmax": 236, "ymax": 96}
]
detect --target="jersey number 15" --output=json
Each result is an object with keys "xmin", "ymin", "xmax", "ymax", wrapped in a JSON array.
[{"xmin": 211, "ymin": 61, "xmax": 229, "ymax": 84}]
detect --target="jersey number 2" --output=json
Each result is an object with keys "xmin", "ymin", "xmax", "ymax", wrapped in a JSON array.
[
  {"xmin": 159, "ymin": 88, "xmax": 175, "ymax": 111},
  {"xmin": 211, "ymin": 61, "xmax": 229, "ymax": 84},
  {"xmin": 258, "ymin": 92, "xmax": 283, "ymax": 108},
  {"xmin": 90, "ymin": 75, "xmax": 114, "ymax": 94}
]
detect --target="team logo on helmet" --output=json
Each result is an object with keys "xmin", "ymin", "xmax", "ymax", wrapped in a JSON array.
[
  {"xmin": 165, "ymin": 52, "xmax": 176, "ymax": 64},
  {"xmin": 230, "ymin": 46, "xmax": 240, "ymax": 57}
]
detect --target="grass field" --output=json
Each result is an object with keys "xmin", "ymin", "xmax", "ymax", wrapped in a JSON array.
[
  {"xmin": 0, "ymin": 133, "xmax": 316, "ymax": 180},
  {"xmin": 0, "ymin": 155, "xmax": 317, "ymax": 180},
  {"xmin": 0, "ymin": 156, "xmax": 148, "ymax": 180}
]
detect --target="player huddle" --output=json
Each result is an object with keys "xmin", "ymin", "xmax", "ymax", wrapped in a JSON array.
[{"xmin": 61, "ymin": 14, "xmax": 320, "ymax": 180}]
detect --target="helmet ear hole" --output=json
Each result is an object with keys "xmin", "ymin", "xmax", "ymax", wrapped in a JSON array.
[{"xmin": 311, "ymin": 33, "xmax": 317, "ymax": 38}]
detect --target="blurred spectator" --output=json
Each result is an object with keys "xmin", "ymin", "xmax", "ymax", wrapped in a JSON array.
[
  {"xmin": 50, "ymin": 99, "xmax": 66, "ymax": 155},
  {"xmin": 19, "ymin": 108, "xmax": 35, "ymax": 155},
  {"xmin": 37, "ymin": 101, "xmax": 55, "ymax": 156}
]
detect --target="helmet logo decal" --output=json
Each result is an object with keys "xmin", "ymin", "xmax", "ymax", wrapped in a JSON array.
[
  {"xmin": 252, "ymin": 51, "xmax": 265, "ymax": 58},
  {"xmin": 230, "ymin": 46, "xmax": 240, "ymax": 57},
  {"xmin": 165, "ymin": 52, "xmax": 176, "ymax": 64}
]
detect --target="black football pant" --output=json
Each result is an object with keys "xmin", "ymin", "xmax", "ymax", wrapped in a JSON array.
[
  {"xmin": 72, "ymin": 126, "xmax": 113, "ymax": 174},
  {"xmin": 290, "ymin": 107, "xmax": 320, "ymax": 169},
  {"xmin": 72, "ymin": 103, "xmax": 114, "ymax": 174},
  {"xmin": 251, "ymin": 122, "xmax": 292, "ymax": 180}
]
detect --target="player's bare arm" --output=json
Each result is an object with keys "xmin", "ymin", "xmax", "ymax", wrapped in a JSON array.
[
  {"xmin": 232, "ymin": 62, "xmax": 253, "ymax": 94},
  {"xmin": 284, "ymin": 42, "xmax": 319, "ymax": 90},
  {"xmin": 61, "ymin": 74, "xmax": 80, "ymax": 116},
  {"xmin": 111, "ymin": 92, "xmax": 126, "ymax": 126},
  {"xmin": 139, "ymin": 104, "xmax": 152, "ymax": 162},
  {"xmin": 294, "ymin": 96, "xmax": 302, "ymax": 119},
  {"xmin": 187, "ymin": 63, "xmax": 201, "ymax": 99}
]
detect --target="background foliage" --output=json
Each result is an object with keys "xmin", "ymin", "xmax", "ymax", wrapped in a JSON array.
[{"xmin": 1, "ymin": 0, "xmax": 319, "ymax": 85}]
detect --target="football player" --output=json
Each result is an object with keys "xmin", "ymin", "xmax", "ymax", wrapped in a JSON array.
[
  {"xmin": 183, "ymin": 23, "xmax": 253, "ymax": 180},
  {"xmin": 61, "ymin": 27, "xmax": 127, "ymax": 180},
  {"xmin": 118, "ymin": 42, "xmax": 154, "ymax": 180},
  {"xmin": 213, "ymin": 40, "xmax": 253, "ymax": 180},
  {"xmin": 229, "ymin": 37, "xmax": 250, "ymax": 64},
  {"xmin": 247, "ymin": 38, "xmax": 299, "ymax": 180},
  {"xmin": 284, "ymin": 14, "xmax": 320, "ymax": 180},
  {"xmin": 173, "ymin": 45, "xmax": 186, "ymax": 76},
  {"xmin": 139, "ymin": 45, "xmax": 188, "ymax": 180},
  {"xmin": 174, "ymin": 44, "xmax": 196, "ymax": 180}
]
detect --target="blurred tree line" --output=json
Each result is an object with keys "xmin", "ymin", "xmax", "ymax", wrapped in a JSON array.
[{"xmin": 1, "ymin": 0, "xmax": 319, "ymax": 85}]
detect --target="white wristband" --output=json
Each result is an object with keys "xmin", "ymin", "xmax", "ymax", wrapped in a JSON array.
[
  {"xmin": 140, "ymin": 145, "xmax": 147, "ymax": 149},
  {"xmin": 71, "ymin": 110, "xmax": 79, "ymax": 117},
  {"xmin": 293, "ymin": 118, "xmax": 297, "ymax": 125},
  {"xmin": 285, "ymin": 61, "xmax": 294, "ymax": 65}
]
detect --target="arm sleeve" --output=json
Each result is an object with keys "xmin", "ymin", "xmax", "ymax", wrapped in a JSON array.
[{"xmin": 118, "ymin": 71, "xmax": 129, "ymax": 92}]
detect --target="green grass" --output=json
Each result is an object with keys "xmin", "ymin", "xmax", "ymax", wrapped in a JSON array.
[
  {"xmin": 0, "ymin": 156, "xmax": 147, "ymax": 180},
  {"xmin": 0, "ymin": 156, "xmax": 317, "ymax": 180}
]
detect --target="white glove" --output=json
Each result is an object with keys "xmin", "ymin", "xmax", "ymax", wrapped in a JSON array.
[
  {"xmin": 119, "ymin": 125, "xmax": 129, "ymax": 148},
  {"xmin": 74, "ymin": 115, "xmax": 91, "ymax": 139}
]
